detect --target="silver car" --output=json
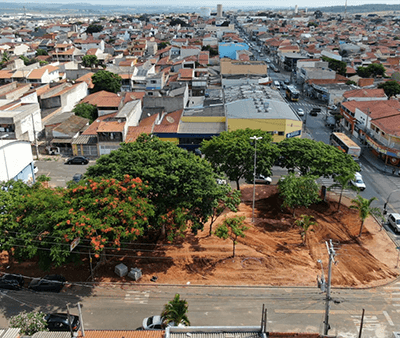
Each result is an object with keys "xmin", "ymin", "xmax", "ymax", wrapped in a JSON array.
[{"xmin": 388, "ymin": 213, "xmax": 400, "ymax": 233}]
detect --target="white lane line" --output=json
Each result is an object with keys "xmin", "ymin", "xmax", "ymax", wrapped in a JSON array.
[{"xmin": 383, "ymin": 311, "xmax": 394, "ymax": 326}]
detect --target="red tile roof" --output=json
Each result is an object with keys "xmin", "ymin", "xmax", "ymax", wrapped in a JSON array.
[
  {"xmin": 344, "ymin": 88, "xmax": 386, "ymax": 98},
  {"xmin": 125, "ymin": 114, "xmax": 157, "ymax": 142},
  {"xmin": 153, "ymin": 109, "xmax": 182, "ymax": 133},
  {"xmin": 82, "ymin": 113, "xmax": 117, "ymax": 135},
  {"xmin": 82, "ymin": 90, "xmax": 122, "ymax": 107},
  {"xmin": 97, "ymin": 119, "xmax": 125, "ymax": 132}
]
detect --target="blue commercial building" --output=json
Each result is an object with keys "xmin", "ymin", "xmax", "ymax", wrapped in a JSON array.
[{"xmin": 218, "ymin": 42, "xmax": 249, "ymax": 60}]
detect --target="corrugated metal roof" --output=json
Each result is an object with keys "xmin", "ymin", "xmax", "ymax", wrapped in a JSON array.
[
  {"xmin": 170, "ymin": 333, "xmax": 262, "ymax": 338},
  {"xmin": 72, "ymin": 135, "xmax": 98, "ymax": 145},
  {"xmin": 0, "ymin": 328, "xmax": 20, "ymax": 338},
  {"xmin": 32, "ymin": 332, "xmax": 70, "ymax": 338}
]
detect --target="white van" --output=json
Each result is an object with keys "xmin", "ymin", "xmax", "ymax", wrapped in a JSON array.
[{"xmin": 274, "ymin": 81, "xmax": 280, "ymax": 89}]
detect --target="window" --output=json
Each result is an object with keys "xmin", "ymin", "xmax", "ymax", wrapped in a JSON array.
[{"xmin": 278, "ymin": 131, "xmax": 284, "ymax": 136}]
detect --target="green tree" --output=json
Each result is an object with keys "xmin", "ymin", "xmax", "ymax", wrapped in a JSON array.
[
  {"xmin": 73, "ymin": 102, "xmax": 98, "ymax": 123},
  {"xmin": 346, "ymin": 80, "xmax": 357, "ymax": 85},
  {"xmin": 278, "ymin": 173, "xmax": 320, "ymax": 217},
  {"xmin": 36, "ymin": 48, "xmax": 48, "ymax": 56},
  {"xmin": 294, "ymin": 214, "xmax": 317, "ymax": 245},
  {"xmin": 2, "ymin": 51, "xmax": 10, "ymax": 62},
  {"xmin": 161, "ymin": 294, "xmax": 190, "ymax": 327},
  {"xmin": 19, "ymin": 55, "xmax": 30, "ymax": 65},
  {"xmin": 356, "ymin": 66, "xmax": 371, "ymax": 78},
  {"xmin": 0, "ymin": 177, "xmax": 154, "ymax": 269},
  {"xmin": 329, "ymin": 173, "xmax": 357, "ymax": 211},
  {"xmin": 278, "ymin": 138, "xmax": 359, "ymax": 178},
  {"xmin": 321, "ymin": 56, "xmax": 346, "ymax": 76},
  {"xmin": 367, "ymin": 63, "xmax": 386, "ymax": 77},
  {"xmin": 214, "ymin": 216, "xmax": 247, "ymax": 258},
  {"xmin": 92, "ymin": 70, "xmax": 122, "ymax": 93},
  {"xmin": 208, "ymin": 185, "xmax": 241, "ymax": 236},
  {"xmin": 378, "ymin": 80, "xmax": 400, "ymax": 99},
  {"xmin": 86, "ymin": 24, "xmax": 103, "ymax": 34},
  {"xmin": 10, "ymin": 311, "xmax": 48, "ymax": 336},
  {"xmin": 86, "ymin": 134, "xmax": 222, "ymax": 240},
  {"xmin": 82, "ymin": 55, "xmax": 99, "ymax": 68},
  {"xmin": 350, "ymin": 195, "xmax": 380, "ymax": 237},
  {"xmin": 201, "ymin": 129, "xmax": 279, "ymax": 190}
]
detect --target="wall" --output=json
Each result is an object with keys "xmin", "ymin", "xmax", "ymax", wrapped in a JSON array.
[
  {"xmin": 181, "ymin": 116, "xmax": 225, "ymax": 123},
  {"xmin": 220, "ymin": 59, "xmax": 268, "ymax": 75},
  {"xmin": 0, "ymin": 140, "xmax": 33, "ymax": 182},
  {"xmin": 60, "ymin": 82, "xmax": 88, "ymax": 112},
  {"xmin": 227, "ymin": 118, "xmax": 302, "ymax": 142}
]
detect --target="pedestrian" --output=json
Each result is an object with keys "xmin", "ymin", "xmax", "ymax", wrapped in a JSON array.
[{"xmin": 393, "ymin": 167, "xmax": 396, "ymax": 175}]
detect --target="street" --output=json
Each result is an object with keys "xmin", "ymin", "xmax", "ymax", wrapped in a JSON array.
[{"xmin": 1, "ymin": 283, "xmax": 400, "ymax": 337}]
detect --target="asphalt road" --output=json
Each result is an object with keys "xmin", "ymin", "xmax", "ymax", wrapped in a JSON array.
[{"xmin": 1, "ymin": 283, "xmax": 400, "ymax": 337}]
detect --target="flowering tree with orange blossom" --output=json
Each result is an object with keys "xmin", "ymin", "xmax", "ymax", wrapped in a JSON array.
[
  {"xmin": 0, "ymin": 176, "xmax": 154, "ymax": 269},
  {"xmin": 86, "ymin": 134, "xmax": 224, "ymax": 241},
  {"xmin": 55, "ymin": 175, "xmax": 154, "ymax": 259}
]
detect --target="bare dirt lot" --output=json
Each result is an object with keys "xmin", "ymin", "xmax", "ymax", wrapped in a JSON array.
[{"xmin": 2, "ymin": 185, "xmax": 399, "ymax": 288}]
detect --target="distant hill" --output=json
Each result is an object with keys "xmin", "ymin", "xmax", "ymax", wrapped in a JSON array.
[{"xmin": 307, "ymin": 4, "xmax": 400, "ymax": 14}]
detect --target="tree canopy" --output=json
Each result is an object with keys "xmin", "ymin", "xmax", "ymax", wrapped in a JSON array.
[
  {"xmin": 91, "ymin": 70, "xmax": 122, "ymax": 93},
  {"xmin": 0, "ymin": 176, "xmax": 154, "ymax": 269},
  {"xmin": 321, "ymin": 56, "xmax": 346, "ymax": 76},
  {"xmin": 86, "ymin": 134, "xmax": 225, "ymax": 239},
  {"xmin": 82, "ymin": 55, "xmax": 99, "ymax": 68},
  {"xmin": 378, "ymin": 80, "xmax": 400, "ymax": 99},
  {"xmin": 201, "ymin": 129, "xmax": 279, "ymax": 190},
  {"xmin": 277, "ymin": 138, "xmax": 359, "ymax": 178},
  {"xmin": 357, "ymin": 63, "xmax": 386, "ymax": 78},
  {"xmin": 86, "ymin": 24, "xmax": 103, "ymax": 34},
  {"xmin": 73, "ymin": 102, "xmax": 98, "ymax": 123},
  {"xmin": 278, "ymin": 173, "xmax": 320, "ymax": 216}
]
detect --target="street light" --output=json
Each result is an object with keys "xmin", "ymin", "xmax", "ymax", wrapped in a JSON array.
[
  {"xmin": 383, "ymin": 189, "xmax": 400, "ymax": 216},
  {"xmin": 1, "ymin": 134, "xmax": 9, "ymax": 181},
  {"xmin": 250, "ymin": 136, "xmax": 262, "ymax": 223}
]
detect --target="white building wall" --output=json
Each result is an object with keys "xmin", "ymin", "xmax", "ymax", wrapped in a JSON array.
[{"xmin": 0, "ymin": 140, "xmax": 33, "ymax": 182}]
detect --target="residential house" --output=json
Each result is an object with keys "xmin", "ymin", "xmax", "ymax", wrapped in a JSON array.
[
  {"xmin": 81, "ymin": 90, "xmax": 123, "ymax": 116},
  {"xmin": 26, "ymin": 65, "xmax": 61, "ymax": 84}
]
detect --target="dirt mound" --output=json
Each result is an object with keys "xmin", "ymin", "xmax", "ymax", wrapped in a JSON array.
[{"xmin": 1, "ymin": 185, "xmax": 398, "ymax": 288}]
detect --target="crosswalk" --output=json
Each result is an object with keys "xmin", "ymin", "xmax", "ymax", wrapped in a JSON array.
[{"xmin": 124, "ymin": 290, "xmax": 150, "ymax": 304}]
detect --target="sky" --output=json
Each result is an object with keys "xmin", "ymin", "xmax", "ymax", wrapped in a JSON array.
[{"xmin": 13, "ymin": 0, "xmax": 400, "ymax": 6}]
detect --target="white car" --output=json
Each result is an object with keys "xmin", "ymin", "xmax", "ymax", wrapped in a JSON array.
[
  {"xmin": 351, "ymin": 172, "xmax": 366, "ymax": 191},
  {"xmin": 328, "ymin": 105, "xmax": 338, "ymax": 111},
  {"xmin": 388, "ymin": 213, "xmax": 400, "ymax": 233},
  {"xmin": 297, "ymin": 108, "xmax": 304, "ymax": 116},
  {"xmin": 142, "ymin": 316, "xmax": 165, "ymax": 330}
]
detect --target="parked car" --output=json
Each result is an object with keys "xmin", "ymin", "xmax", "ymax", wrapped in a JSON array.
[
  {"xmin": 0, "ymin": 274, "xmax": 24, "ymax": 290},
  {"xmin": 350, "ymin": 172, "xmax": 366, "ymax": 191},
  {"xmin": 65, "ymin": 156, "xmax": 89, "ymax": 165},
  {"xmin": 28, "ymin": 274, "xmax": 66, "ymax": 292},
  {"xmin": 45, "ymin": 313, "xmax": 80, "ymax": 332},
  {"xmin": 142, "ymin": 315, "xmax": 165, "ymax": 330},
  {"xmin": 325, "ymin": 116, "xmax": 336, "ymax": 128},
  {"xmin": 297, "ymin": 108, "xmax": 304, "ymax": 116},
  {"xmin": 328, "ymin": 105, "xmax": 338, "ymax": 111},
  {"xmin": 388, "ymin": 213, "xmax": 400, "ymax": 233},
  {"xmin": 247, "ymin": 174, "xmax": 272, "ymax": 185}
]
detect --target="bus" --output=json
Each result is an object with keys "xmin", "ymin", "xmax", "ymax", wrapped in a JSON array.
[
  {"xmin": 329, "ymin": 132, "xmax": 361, "ymax": 159},
  {"xmin": 285, "ymin": 85, "xmax": 300, "ymax": 102}
]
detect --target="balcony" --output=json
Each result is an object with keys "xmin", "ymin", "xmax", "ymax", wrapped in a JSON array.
[{"xmin": 364, "ymin": 128, "xmax": 400, "ymax": 152}]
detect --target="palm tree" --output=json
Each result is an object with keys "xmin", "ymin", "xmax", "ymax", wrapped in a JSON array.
[
  {"xmin": 330, "ymin": 173, "xmax": 356, "ymax": 211},
  {"xmin": 294, "ymin": 214, "xmax": 317, "ymax": 245},
  {"xmin": 161, "ymin": 294, "xmax": 190, "ymax": 327},
  {"xmin": 350, "ymin": 195, "xmax": 379, "ymax": 237}
]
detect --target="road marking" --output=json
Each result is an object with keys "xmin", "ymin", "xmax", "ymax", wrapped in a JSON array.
[
  {"xmin": 383, "ymin": 311, "xmax": 394, "ymax": 326},
  {"xmin": 351, "ymin": 315, "xmax": 382, "ymax": 331},
  {"xmin": 275, "ymin": 309, "xmax": 381, "ymax": 315},
  {"xmin": 124, "ymin": 290, "xmax": 149, "ymax": 304}
]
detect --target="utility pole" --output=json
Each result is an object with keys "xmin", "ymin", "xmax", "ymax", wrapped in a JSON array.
[{"xmin": 323, "ymin": 239, "xmax": 336, "ymax": 336}]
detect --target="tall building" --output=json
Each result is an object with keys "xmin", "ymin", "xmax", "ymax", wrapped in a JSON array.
[{"xmin": 217, "ymin": 4, "xmax": 223, "ymax": 17}]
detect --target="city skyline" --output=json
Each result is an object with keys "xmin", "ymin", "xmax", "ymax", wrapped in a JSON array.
[{"xmin": 8, "ymin": 0, "xmax": 400, "ymax": 9}]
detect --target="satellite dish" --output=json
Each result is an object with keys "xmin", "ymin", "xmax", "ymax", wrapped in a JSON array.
[{"xmin": 166, "ymin": 116, "xmax": 174, "ymax": 123}]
